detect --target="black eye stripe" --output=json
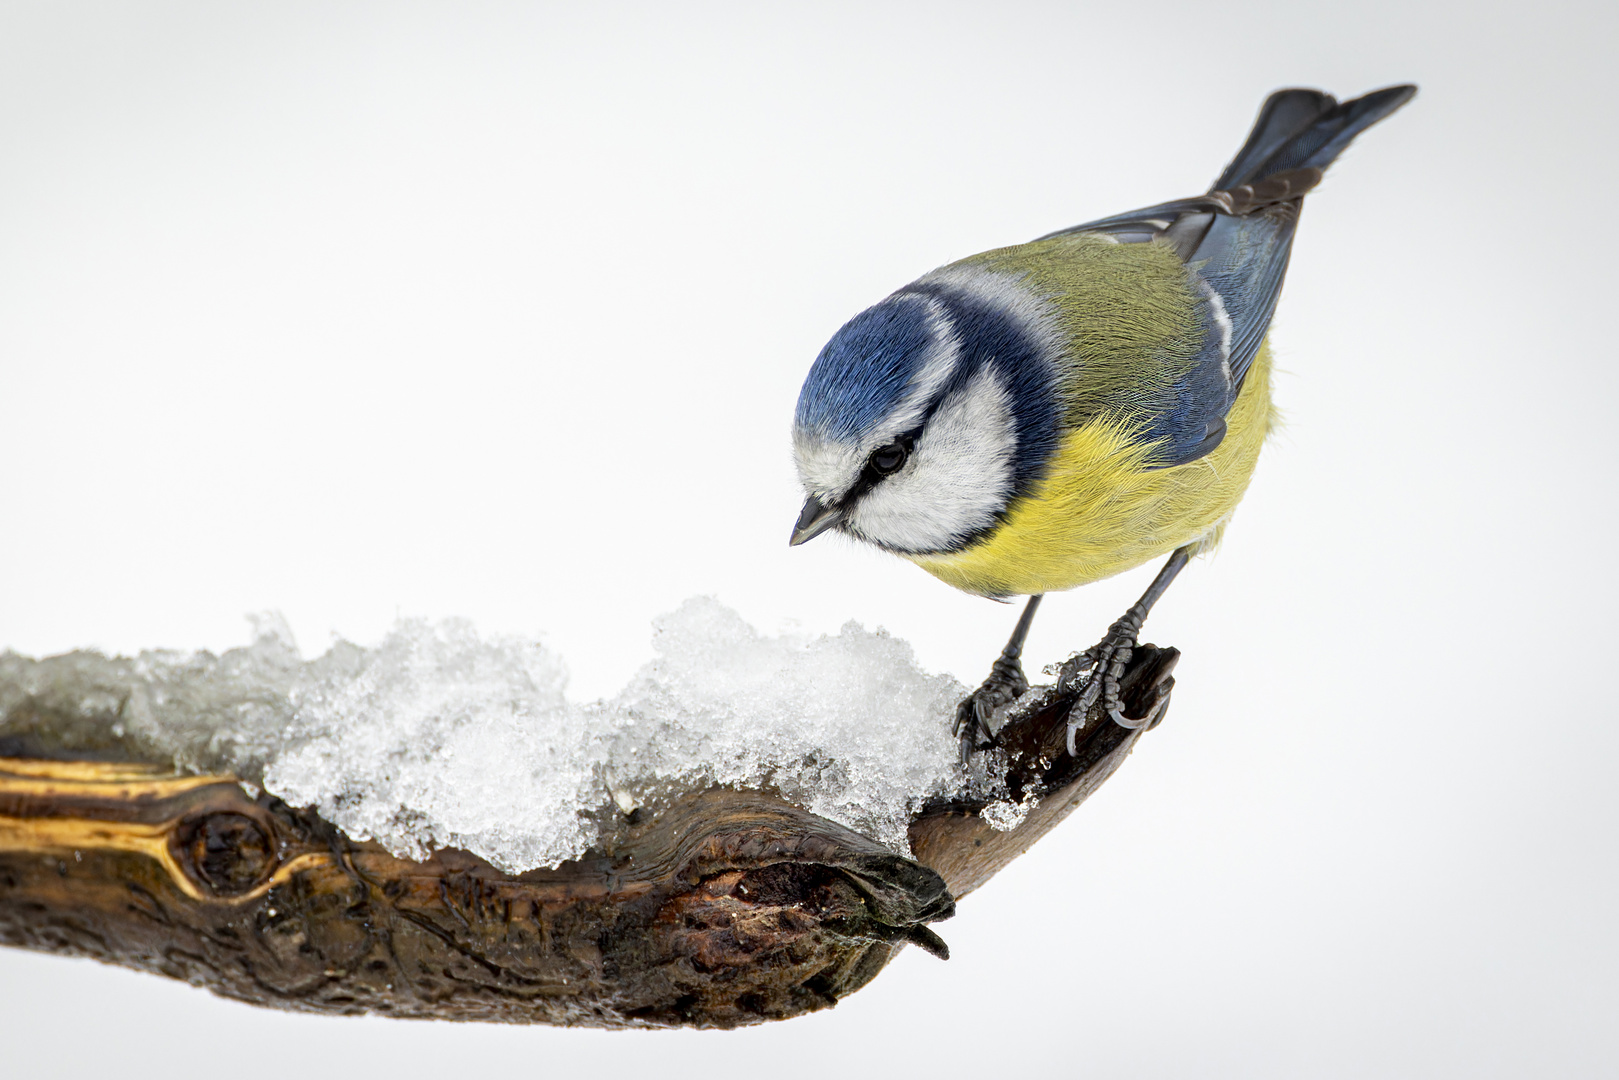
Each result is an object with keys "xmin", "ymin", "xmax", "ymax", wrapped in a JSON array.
[{"xmin": 831, "ymin": 433, "xmax": 920, "ymax": 515}]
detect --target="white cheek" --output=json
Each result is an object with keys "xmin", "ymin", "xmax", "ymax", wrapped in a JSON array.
[{"xmin": 849, "ymin": 367, "xmax": 1017, "ymax": 553}]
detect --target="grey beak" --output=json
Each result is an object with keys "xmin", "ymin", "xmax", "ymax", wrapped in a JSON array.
[{"xmin": 789, "ymin": 495, "xmax": 845, "ymax": 546}]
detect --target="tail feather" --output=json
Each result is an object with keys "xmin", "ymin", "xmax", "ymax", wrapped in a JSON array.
[{"xmin": 1213, "ymin": 85, "xmax": 1416, "ymax": 192}]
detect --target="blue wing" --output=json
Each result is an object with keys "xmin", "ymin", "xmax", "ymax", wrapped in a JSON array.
[
  {"xmin": 1038, "ymin": 85, "xmax": 1414, "ymax": 466},
  {"xmin": 1039, "ymin": 190, "xmax": 1301, "ymax": 465}
]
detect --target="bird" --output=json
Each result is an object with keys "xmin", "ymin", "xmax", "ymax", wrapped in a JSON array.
[{"xmin": 787, "ymin": 85, "xmax": 1416, "ymax": 753}]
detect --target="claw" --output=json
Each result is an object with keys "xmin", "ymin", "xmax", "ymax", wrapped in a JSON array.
[
  {"xmin": 956, "ymin": 594, "xmax": 1044, "ymax": 755},
  {"xmin": 1061, "ymin": 627, "xmax": 1145, "ymax": 751},
  {"xmin": 1060, "ymin": 545, "xmax": 1194, "ymax": 753},
  {"xmin": 954, "ymin": 651, "xmax": 1030, "ymax": 754}
]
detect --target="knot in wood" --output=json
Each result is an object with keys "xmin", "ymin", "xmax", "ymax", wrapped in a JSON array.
[{"xmin": 175, "ymin": 812, "xmax": 275, "ymax": 896}]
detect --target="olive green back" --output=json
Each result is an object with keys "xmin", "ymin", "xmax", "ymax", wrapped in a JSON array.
[{"xmin": 958, "ymin": 236, "xmax": 1204, "ymax": 434}]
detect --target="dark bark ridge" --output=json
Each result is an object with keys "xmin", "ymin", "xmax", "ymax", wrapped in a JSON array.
[{"xmin": 0, "ymin": 644, "xmax": 1177, "ymax": 1028}]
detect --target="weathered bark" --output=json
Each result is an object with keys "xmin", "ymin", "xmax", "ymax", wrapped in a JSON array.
[
  {"xmin": 0, "ymin": 644, "xmax": 1176, "ymax": 1028},
  {"xmin": 910, "ymin": 643, "xmax": 1177, "ymax": 899}
]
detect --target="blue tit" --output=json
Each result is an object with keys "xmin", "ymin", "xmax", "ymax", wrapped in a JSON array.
[{"xmin": 788, "ymin": 85, "xmax": 1415, "ymax": 748}]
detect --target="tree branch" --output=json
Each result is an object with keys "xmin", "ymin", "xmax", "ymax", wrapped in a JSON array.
[{"xmin": 0, "ymin": 644, "xmax": 1177, "ymax": 1028}]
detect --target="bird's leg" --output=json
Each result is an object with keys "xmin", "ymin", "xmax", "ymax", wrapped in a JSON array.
[
  {"xmin": 954, "ymin": 594, "xmax": 1043, "ymax": 753},
  {"xmin": 1059, "ymin": 546, "xmax": 1192, "ymax": 748}
]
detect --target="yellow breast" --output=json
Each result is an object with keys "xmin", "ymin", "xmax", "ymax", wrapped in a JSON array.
[{"xmin": 910, "ymin": 341, "xmax": 1277, "ymax": 597}]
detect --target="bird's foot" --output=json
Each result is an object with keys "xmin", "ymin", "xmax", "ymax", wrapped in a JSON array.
[
  {"xmin": 953, "ymin": 651, "xmax": 1030, "ymax": 754},
  {"xmin": 1056, "ymin": 611, "xmax": 1152, "ymax": 752}
]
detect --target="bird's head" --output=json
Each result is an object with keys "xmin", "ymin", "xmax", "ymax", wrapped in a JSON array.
[{"xmin": 790, "ymin": 281, "xmax": 1059, "ymax": 556}]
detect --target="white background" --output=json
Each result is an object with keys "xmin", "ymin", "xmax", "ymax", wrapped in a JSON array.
[{"xmin": 2, "ymin": 2, "xmax": 1615, "ymax": 1076}]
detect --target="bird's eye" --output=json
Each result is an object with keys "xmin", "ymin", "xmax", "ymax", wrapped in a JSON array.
[{"xmin": 870, "ymin": 440, "xmax": 909, "ymax": 476}]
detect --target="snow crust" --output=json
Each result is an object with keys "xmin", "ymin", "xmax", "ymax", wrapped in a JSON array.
[{"xmin": 0, "ymin": 599, "xmax": 1000, "ymax": 872}]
